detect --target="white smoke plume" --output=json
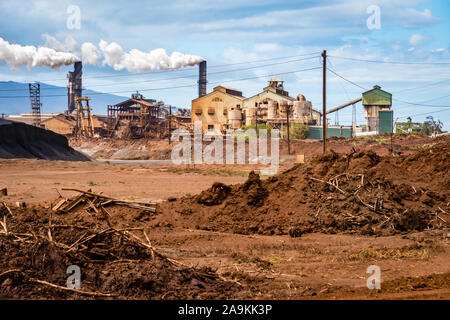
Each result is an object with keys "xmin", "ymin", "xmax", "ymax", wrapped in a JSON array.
[
  {"xmin": 98, "ymin": 40, "xmax": 204, "ymax": 72},
  {"xmin": 0, "ymin": 35, "xmax": 203, "ymax": 72},
  {"xmin": 0, "ymin": 36, "xmax": 79, "ymax": 70},
  {"xmin": 81, "ymin": 42, "xmax": 101, "ymax": 65},
  {"xmin": 42, "ymin": 33, "xmax": 78, "ymax": 53}
]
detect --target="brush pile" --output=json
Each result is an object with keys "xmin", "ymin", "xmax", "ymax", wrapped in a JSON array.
[
  {"xmin": 157, "ymin": 144, "xmax": 449, "ymax": 236},
  {"xmin": 0, "ymin": 191, "xmax": 237, "ymax": 299}
]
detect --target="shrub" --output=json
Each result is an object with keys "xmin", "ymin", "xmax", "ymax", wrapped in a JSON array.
[{"xmin": 282, "ymin": 123, "xmax": 309, "ymax": 139}]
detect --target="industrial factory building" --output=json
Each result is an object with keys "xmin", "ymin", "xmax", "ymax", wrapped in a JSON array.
[
  {"xmin": 362, "ymin": 85, "xmax": 393, "ymax": 133},
  {"xmin": 40, "ymin": 114, "xmax": 105, "ymax": 136},
  {"xmin": 6, "ymin": 113, "xmax": 61, "ymax": 126},
  {"xmin": 243, "ymin": 79, "xmax": 321, "ymax": 126},
  {"xmin": 106, "ymin": 92, "xmax": 191, "ymax": 139},
  {"xmin": 191, "ymin": 78, "xmax": 321, "ymax": 133},
  {"xmin": 191, "ymin": 86, "xmax": 246, "ymax": 132},
  {"xmin": 9, "ymin": 57, "xmax": 393, "ymax": 140}
]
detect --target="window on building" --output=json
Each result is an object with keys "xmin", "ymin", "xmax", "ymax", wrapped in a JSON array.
[{"xmin": 208, "ymin": 124, "xmax": 214, "ymax": 131}]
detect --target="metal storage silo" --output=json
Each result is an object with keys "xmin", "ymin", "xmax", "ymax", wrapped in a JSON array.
[{"xmin": 228, "ymin": 110, "xmax": 242, "ymax": 129}]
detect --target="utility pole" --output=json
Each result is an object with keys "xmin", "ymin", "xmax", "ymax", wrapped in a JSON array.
[
  {"xmin": 168, "ymin": 105, "xmax": 172, "ymax": 144},
  {"xmin": 322, "ymin": 50, "xmax": 327, "ymax": 153},
  {"xmin": 254, "ymin": 104, "xmax": 258, "ymax": 133},
  {"xmin": 286, "ymin": 103, "xmax": 291, "ymax": 155}
]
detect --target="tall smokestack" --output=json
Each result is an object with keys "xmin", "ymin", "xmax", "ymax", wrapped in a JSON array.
[
  {"xmin": 198, "ymin": 60, "xmax": 207, "ymax": 98},
  {"xmin": 67, "ymin": 61, "xmax": 82, "ymax": 113}
]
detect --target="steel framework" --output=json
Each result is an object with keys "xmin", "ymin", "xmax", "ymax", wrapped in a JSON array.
[
  {"xmin": 28, "ymin": 82, "xmax": 42, "ymax": 127},
  {"xmin": 75, "ymin": 97, "xmax": 94, "ymax": 137}
]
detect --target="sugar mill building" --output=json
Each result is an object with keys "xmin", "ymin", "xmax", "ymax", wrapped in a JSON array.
[
  {"xmin": 362, "ymin": 85, "xmax": 393, "ymax": 133},
  {"xmin": 191, "ymin": 85, "xmax": 246, "ymax": 133},
  {"xmin": 191, "ymin": 79, "xmax": 321, "ymax": 133},
  {"xmin": 242, "ymin": 79, "xmax": 321, "ymax": 127}
]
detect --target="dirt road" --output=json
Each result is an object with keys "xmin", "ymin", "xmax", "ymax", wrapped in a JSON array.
[{"xmin": 0, "ymin": 159, "xmax": 252, "ymax": 204}]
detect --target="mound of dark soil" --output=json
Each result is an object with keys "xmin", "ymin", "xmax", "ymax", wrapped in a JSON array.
[
  {"xmin": 157, "ymin": 144, "xmax": 449, "ymax": 236},
  {"xmin": 0, "ymin": 119, "xmax": 89, "ymax": 161}
]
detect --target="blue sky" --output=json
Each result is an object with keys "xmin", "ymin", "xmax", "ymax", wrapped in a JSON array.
[{"xmin": 0, "ymin": 0, "xmax": 449, "ymax": 129}]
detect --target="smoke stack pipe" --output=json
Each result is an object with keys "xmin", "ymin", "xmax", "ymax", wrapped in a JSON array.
[
  {"xmin": 198, "ymin": 60, "xmax": 207, "ymax": 98},
  {"xmin": 67, "ymin": 61, "xmax": 82, "ymax": 113}
]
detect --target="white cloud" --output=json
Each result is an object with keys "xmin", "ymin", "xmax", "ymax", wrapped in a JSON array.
[
  {"xmin": 252, "ymin": 43, "xmax": 282, "ymax": 52},
  {"xmin": 408, "ymin": 33, "xmax": 429, "ymax": 46}
]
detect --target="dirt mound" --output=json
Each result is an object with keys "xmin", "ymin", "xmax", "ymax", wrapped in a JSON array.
[
  {"xmin": 157, "ymin": 143, "xmax": 449, "ymax": 236},
  {"xmin": 312, "ymin": 272, "xmax": 450, "ymax": 299},
  {"xmin": 0, "ymin": 119, "xmax": 89, "ymax": 161},
  {"xmin": 0, "ymin": 203, "xmax": 237, "ymax": 299}
]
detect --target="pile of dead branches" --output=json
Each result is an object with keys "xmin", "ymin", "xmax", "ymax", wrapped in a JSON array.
[
  {"xmin": 52, "ymin": 188, "xmax": 157, "ymax": 216},
  {"xmin": 0, "ymin": 196, "xmax": 236, "ymax": 299},
  {"xmin": 306, "ymin": 172, "xmax": 448, "ymax": 235}
]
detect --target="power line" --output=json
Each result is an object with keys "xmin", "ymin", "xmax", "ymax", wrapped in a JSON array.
[
  {"xmin": 1, "ymin": 51, "xmax": 321, "ymax": 83},
  {"xmin": 396, "ymin": 107, "xmax": 450, "ymax": 119},
  {"xmin": 328, "ymin": 55, "xmax": 450, "ymax": 65},
  {"xmin": 207, "ymin": 52, "xmax": 321, "ymax": 68},
  {"xmin": 393, "ymin": 78, "xmax": 450, "ymax": 94},
  {"xmin": 0, "ymin": 55, "xmax": 320, "ymax": 92},
  {"xmin": 326, "ymin": 67, "xmax": 450, "ymax": 108},
  {"xmin": 327, "ymin": 64, "xmax": 450, "ymax": 123},
  {"xmin": 0, "ymin": 66, "xmax": 322, "ymax": 99},
  {"xmin": 326, "ymin": 67, "xmax": 366, "ymax": 90},
  {"xmin": 394, "ymin": 93, "xmax": 450, "ymax": 111}
]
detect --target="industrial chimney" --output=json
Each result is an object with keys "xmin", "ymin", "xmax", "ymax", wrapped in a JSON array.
[
  {"xmin": 198, "ymin": 60, "xmax": 207, "ymax": 98},
  {"xmin": 67, "ymin": 61, "xmax": 82, "ymax": 114}
]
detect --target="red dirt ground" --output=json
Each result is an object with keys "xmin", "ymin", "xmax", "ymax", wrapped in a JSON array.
[{"xmin": 0, "ymin": 134, "xmax": 448, "ymax": 299}]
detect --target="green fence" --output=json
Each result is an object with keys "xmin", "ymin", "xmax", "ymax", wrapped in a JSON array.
[
  {"xmin": 378, "ymin": 110, "xmax": 393, "ymax": 133},
  {"xmin": 307, "ymin": 126, "xmax": 353, "ymax": 139}
]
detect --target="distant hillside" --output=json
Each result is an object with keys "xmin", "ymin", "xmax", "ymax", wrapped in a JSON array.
[{"xmin": 0, "ymin": 81, "xmax": 129, "ymax": 116}]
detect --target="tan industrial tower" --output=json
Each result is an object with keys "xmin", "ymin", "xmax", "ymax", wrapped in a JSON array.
[{"xmin": 75, "ymin": 97, "xmax": 94, "ymax": 137}]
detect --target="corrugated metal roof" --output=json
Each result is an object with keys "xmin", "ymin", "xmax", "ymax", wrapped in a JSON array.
[{"xmin": 114, "ymin": 98, "xmax": 157, "ymax": 107}]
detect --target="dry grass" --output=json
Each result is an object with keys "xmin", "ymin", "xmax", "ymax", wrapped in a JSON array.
[
  {"xmin": 348, "ymin": 246, "xmax": 429, "ymax": 261},
  {"xmin": 166, "ymin": 166, "xmax": 249, "ymax": 177}
]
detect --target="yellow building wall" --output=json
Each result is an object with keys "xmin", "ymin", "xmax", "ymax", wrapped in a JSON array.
[
  {"xmin": 311, "ymin": 110, "xmax": 321, "ymax": 125},
  {"xmin": 191, "ymin": 90, "xmax": 244, "ymax": 132},
  {"xmin": 243, "ymin": 90, "xmax": 293, "ymax": 110},
  {"xmin": 43, "ymin": 118, "xmax": 74, "ymax": 135}
]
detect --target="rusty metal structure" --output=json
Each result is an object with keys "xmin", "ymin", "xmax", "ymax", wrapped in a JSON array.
[
  {"xmin": 68, "ymin": 61, "xmax": 82, "ymax": 114},
  {"xmin": 28, "ymin": 82, "xmax": 42, "ymax": 127},
  {"xmin": 75, "ymin": 97, "xmax": 94, "ymax": 137},
  {"xmin": 106, "ymin": 92, "xmax": 169, "ymax": 138}
]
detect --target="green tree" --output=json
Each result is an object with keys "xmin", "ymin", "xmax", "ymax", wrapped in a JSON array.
[
  {"xmin": 282, "ymin": 123, "xmax": 309, "ymax": 139},
  {"xmin": 424, "ymin": 116, "xmax": 443, "ymax": 135}
]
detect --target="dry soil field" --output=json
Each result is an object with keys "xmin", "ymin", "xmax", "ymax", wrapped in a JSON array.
[{"xmin": 0, "ymin": 134, "xmax": 448, "ymax": 299}]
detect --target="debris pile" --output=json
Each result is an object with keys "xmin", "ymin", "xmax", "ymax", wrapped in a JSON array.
[
  {"xmin": 52, "ymin": 188, "xmax": 157, "ymax": 215},
  {"xmin": 158, "ymin": 144, "xmax": 449, "ymax": 236},
  {"xmin": 0, "ymin": 190, "xmax": 237, "ymax": 299}
]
